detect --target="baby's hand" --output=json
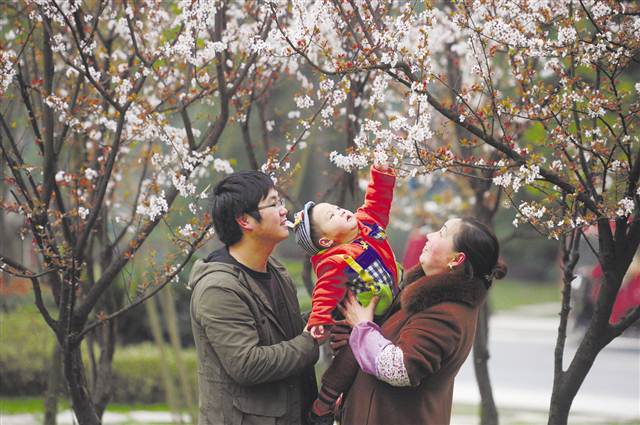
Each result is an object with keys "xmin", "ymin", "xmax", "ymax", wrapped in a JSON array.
[
  {"xmin": 373, "ymin": 160, "xmax": 390, "ymax": 172},
  {"xmin": 309, "ymin": 325, "xmax": 327, "ymax": 340}
]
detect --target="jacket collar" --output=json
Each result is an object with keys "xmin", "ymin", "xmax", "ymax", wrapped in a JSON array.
[
  {"xmin": 400, "ymin": 266, "xmax": 488, "ymax": 316},
  {"xmin": 191, "ymin": 258, "xmax": 292, "ymax": 338}
]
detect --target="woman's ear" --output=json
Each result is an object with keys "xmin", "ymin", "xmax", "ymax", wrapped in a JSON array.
[
  {"xmin": 451, "ymin": 252, "xmax": 466, "ymax": 267},
  {"xmin": 318, "ymin": 237, "xmax": 334, "ymax": 248}
]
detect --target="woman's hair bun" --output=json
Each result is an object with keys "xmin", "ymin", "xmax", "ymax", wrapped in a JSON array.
[{"xmin": 492, "ymin": 260, "xmax": 507, "ymax": 280}]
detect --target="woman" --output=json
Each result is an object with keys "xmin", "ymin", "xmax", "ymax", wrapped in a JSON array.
[{"xmin": 337, "ymin": 217, "xmax": 506, "ymax": 425}]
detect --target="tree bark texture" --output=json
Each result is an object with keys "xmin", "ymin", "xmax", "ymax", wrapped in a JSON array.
[
  {"xmin": 145, "ymin": 295, "xmax": 182, "ymax": 421},
  {"xmin": 44, "ymin": 345, "xmax": 63, "ymax": 425},
  {"xmin": 63, "ymin": 345, "xmax": 100, "ymax": 425},
  {"xmin": 473, "ymin": 301, "xmax": 498, "ymax": 425},
  {"xmin": 548, "ymin": 218, "xmax": 639, "ymax": 424},
  {"xmin": 471, "ymin": 191, "xmax": 500, "ymax": 425},
  {"xmin": 161, "ymin": 287, "xmax": 197, "ymax": 423},
  {"xmin": 90, "ymin": 320, "xmax": 116, "ymax": 419}
]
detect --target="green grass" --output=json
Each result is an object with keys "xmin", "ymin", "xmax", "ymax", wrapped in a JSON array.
[
  {"xmin": 0, "ymin": 397, "xmax": 170, "ymax": 415},
  {"xmin": 489, "ymin": 279, "xmax": 560, "ymax": 311},
  {"xmin": 107, "ymin": 402, "xmax": 171, "ymax": 413},
  {"xmin": 0, "ymin": 397, "xmax": 62, "ymax": 414}
]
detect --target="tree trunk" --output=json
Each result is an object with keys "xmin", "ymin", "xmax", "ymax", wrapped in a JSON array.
[
  {"xmin": 91, "ymin": 320, "xmax": 116, "ymax": 419},
  {"xmin": 44, "ymin": 344, "xmax": 63, "ymax": 425},
  {"xmin": 547, "ymin": 219, "xmax": 638, "ymax": 424},
  {"xmin": 63, "ymin": 344, "xmax": 100, "ymax": 425},
  {"xmin": 161, "ymin": 287, "xmax": 197, "ymax": 424},
  {"xmin": 471, "ymin": 195, "xmax": 500, "ymax": 424},
  {"xmin": 473, "ymin": 301, "xmax": 498, "ymax": 425},
  {"xmin": 549, "ymin": 341, "xmax": 600, "ymax": 425},
  {"xmin": 146, "ymin": 295, "xmax": 181, "ymax": 420}
]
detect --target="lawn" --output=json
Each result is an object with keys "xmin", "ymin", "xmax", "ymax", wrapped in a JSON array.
[
  {"xmin": 489, "ymin": 278, "xmax": 560, "ymax": 311},
  {"xmin": 0, "ymin": 397, "xmax": 170, "ymax": 415}
]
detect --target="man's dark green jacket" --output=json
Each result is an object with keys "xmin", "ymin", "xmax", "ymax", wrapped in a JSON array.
[{"xmin": 189, "ymin": 257, "xmax": 318, "ymax": 425}]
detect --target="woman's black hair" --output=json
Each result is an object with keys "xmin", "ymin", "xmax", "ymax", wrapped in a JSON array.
[{"xmin": 454, "ymin": 217, "xmax": 507, "ymax": 287}]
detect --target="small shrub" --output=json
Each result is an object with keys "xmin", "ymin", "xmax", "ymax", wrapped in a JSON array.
[
  {"xmin": 0, "ymin": 306, "xmax": 197, "ymax": 404},
  {"xmin": 111, "ymin": 343, "xmax": 197, "ymax": 403},
  {"xmin": 0, "ymin": 306, "xmax": 56, "ymax": 395}
]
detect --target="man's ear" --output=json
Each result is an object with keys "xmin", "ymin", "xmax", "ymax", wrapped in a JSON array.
[
  {"xmin": 236, "ymin": 214, "xmax": 253, "ymax": 232},
  {"xmin": 451, "ymin": 252, "xmax": 466, "ymax": 267},
  {"xmin": 318, "ymin": 237, "xmax": 334, "ymax": 249}
]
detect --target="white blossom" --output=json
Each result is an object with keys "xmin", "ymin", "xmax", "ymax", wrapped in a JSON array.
[
  {"xmin": 329, "ymin": 151, "xmax": 369, "ymax": 171},
  {"xmin": 266, "ymin": 120, "xmax": 275, "ymax": 132},
  {"xmin": 591, "ymin": 3, "xmax": 611, "ymax": 19},
  {"xmin": 78, "ymin": 207, "xmax": 90, "ymax": 220},
  {"xmin": 0, "ymin": 49, "xmax": 16, "ymax": 96},
  {"xmin": 616, "ymin": 197, "xmax": 635, "ymax": 217},
  {"xmin": 557, "ymin": 27, "xmax": 577, "ymax": 45},
  {"xmin": 213, "ymin": 158, "xmax": 234, "ymax": 174},
  {"xmin": 84, "ymin": 168, "xmax": 98, "ymax": 180},
  {"xmin": 179, "ymin": 224, "xmax": 194, "ymax": 238},
  {"xmin": 137, "ymin": 191, "xmax": 169, "ymax": 221},
  {"xmin": 294, "ymin": 95, "xmax": 314, "ymax": 109}
]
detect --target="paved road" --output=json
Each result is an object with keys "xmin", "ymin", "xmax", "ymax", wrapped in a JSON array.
[{"xmin": 453, "ymin": 305, "xmax": 640, "ymax": 423}]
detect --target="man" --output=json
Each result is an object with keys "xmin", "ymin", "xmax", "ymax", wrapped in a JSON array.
[{"xmin": 188, "ymin": 170, "xmax": 319, "ymax": 425}]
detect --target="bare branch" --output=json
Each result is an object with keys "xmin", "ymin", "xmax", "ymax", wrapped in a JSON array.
[{"xmin": 74, "ymin": 224, "xmax": 211, "ymax": 342}]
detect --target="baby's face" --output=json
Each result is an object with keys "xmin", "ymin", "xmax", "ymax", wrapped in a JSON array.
[{"xmin": 312, "ymin": 202, "xmax": 357, "ymax": 244}]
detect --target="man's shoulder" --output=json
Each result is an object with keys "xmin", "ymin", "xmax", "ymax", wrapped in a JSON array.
[{"xmin": 188, "ymin": 259, "xmax": 243, "ymax": 292}]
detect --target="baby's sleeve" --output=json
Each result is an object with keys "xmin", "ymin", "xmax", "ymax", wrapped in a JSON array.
[{"xmin": 308, "ymin": 256, "xmax": 349, "ymax": 327}]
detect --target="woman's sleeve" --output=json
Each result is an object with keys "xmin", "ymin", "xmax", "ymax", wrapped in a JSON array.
[
  {"xmin": 349, "ymin": 321, "xmax": 411, "ymax": 387},
  {"xmin": 349, "ymin": 308, "xmax": 462, "ymax": 387}
]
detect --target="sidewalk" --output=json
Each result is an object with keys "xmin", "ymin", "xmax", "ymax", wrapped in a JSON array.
[{"xmin": 452, "ymin": 302, "xmax": 640, "ymax": 424}]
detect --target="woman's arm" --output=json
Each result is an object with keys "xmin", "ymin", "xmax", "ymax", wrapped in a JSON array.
[
  {"xmin": 340, "ymin": 291, "xmax": 462, "ymax": 387},
  {"xmin": 350, "ymin": 321, "xmax": 411, "ymax": 386},
  {"xmin": 339, "ymin": 292, "xmax": 411, "ymax": 387}
]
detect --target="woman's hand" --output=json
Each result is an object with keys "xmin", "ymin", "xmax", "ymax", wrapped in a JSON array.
[{"xmin": 337, "ymin": 291, "xmax": 379, "ymax": 328}]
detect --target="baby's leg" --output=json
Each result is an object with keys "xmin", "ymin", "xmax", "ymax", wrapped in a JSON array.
[{"xmin": 313, "ymin": 341, "xmax": 359, "ymax": 416}]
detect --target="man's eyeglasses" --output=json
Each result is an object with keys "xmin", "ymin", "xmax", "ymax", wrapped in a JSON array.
[{"xmin": 256, "ymin": 198, "xmax": 286, "ymax": 210}]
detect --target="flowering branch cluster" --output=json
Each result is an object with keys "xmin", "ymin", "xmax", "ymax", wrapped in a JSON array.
[
  {"xmin": 265, "ymin": 0, "xmax": 638, "ymax": 239},
  {"xmin": 0, "ymin": 0, "xmax": 295, "ymax": 344}
]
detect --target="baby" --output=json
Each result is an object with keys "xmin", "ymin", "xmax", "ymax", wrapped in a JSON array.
[{"xmin": 294, "ymin": 164, "xmax": 400, "ymax": 421}]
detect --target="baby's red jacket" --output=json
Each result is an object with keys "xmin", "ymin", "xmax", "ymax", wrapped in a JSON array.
[{"xmin": 308, "ymin": 166, "xmax": 398, "ymax": 326}]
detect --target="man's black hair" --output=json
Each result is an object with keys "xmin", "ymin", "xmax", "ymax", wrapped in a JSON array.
[{"xmin": 211, "ymin": 171, "xmax": 274, "ymax": 246}]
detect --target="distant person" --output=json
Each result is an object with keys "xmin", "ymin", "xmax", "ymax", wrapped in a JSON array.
[
  {"xmin": 338, "ymin": 217, "xmax": 506, "ymax": 425},
  {"xmin": 188, "ymin": 171, "xmax": 319, "ymax": 425},
  {"xmin": 293, "ymin": 164, "xmax": 400, "ymax": 423},
  {"xmin": 402, "ymin": 226, "xmax": 428, "ymax": 270},
  {"xmin": 591, "ymin": 252, "xmax": 640, "ymax": 325}
]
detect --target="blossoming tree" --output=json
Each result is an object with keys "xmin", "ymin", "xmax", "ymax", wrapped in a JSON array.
[
  {"xmin": 267, "ymin": 0, "xmax": 639, "ymax": 423},
  {"xmin": 0, "ymin": 1, "xmax": 304, "ymax": 422},
  {"xmin": 2, "ymin": 1, "xmax": 638, "ymax": 423}
]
